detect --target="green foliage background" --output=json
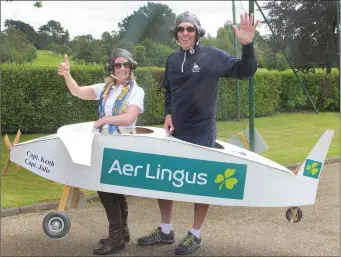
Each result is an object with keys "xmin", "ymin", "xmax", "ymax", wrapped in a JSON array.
[{"xmin": 2, "ymin": 66, "xmax": 339, "ymax": 134}]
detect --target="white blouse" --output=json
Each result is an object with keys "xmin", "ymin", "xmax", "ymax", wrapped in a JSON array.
[{"xmin": 90, "ymin": 81, "xmax": 145, "ymax": 129}]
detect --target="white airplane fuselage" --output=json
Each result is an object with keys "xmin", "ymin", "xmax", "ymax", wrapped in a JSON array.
[{"xmin": 10, "ymin": 123, "xmax": 333, "ymax": 208}]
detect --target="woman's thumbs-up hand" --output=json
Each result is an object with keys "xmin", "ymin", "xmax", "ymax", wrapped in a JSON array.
[{"xmin": 58, "ymin": 54, "xmax": 70, "ymax": 77}]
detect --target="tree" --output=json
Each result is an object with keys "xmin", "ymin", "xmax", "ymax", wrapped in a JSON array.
[
  {"xmin": 201, "ymin": 20, "xmax": 274, "ymax": 69},
  {"xmin": 89, "ymin": 39, "xmax": 103, "ymax": 64},
  {"xmin": 113, "ymin": 40, "xmax": 135, "ymax": 54},
  {"xmin": 133, "ymin": 44, "xmax": 149, "ymax": 66},
  {"xmin": 70, "ymin": 34, "xmax": 94, "ymax": 64},
  {"xmin": 118, "ymin": 2, "xmax": 176, "ymax": 45},
  {"xmin": 69, "ymin": 34, "xmax": 104, "ymax": 64},
  {"xmin": 201, "ymin": 21, "xmax": 238, "ymax": 56},
  {"xmin": 101, "ymin": 31, "xmax": 120, "ymax": 57},
  {"xmin": 263, "ymin": 51, "xmax": 289, "ymax": 71},
  {"xmin": 263, "ymin": 0, "xmax": 339, "ymax": 74},
  {"xmin": 48, "ymin": 42, "xmax": 71, "ymax": 56},
  {"xmin": 140, "ymin": 38, "xmax": 174, "ymax": 67},
  {"xmin": 37, "ymin": 20, "xmax": 69, "ymax": 49},
  {"xmin": 1, "ymin": 28, "xmax": 37, "ymax": 64},
  {"xmin": 33, "ymin": 1, "xmax": 42, "ymax": 8},
  {"xmin": 0, "ymin": 32, "xmax": 12, "ymax": 62},
  {"xmin": 4, "ymin": 19, "xmax": 38, "ymax": 46}
]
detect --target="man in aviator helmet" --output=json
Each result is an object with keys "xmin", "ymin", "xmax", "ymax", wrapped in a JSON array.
[{"xmin": 137, "ymin": 11, "xmax": 259, "ymax": 255}]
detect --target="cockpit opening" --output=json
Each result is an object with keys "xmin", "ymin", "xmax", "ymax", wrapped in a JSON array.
[
  {"xmin": 135, "ymin": 128, "xmax": 154, "ymax": 134},
  {"xmin": 215, "ymin": 142, "xmax": 225, "ymax": 149}
]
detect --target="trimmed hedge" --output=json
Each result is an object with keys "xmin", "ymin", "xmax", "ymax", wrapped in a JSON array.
[{"xmin": 1, "ymin": 66, "xmax": 339, "ymax": 134}]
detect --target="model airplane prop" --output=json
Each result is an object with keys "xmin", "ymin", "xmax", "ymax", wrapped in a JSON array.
[{"xmin": 8, "ymin": 121, "xmax": 334, "ymax": 239}]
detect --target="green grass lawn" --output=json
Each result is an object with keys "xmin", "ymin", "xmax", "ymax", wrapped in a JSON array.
[
  {"xmin": 26, "ymin": 50, "xmax": 81, "ymax": 67},
  {"xmin": 257, "ymin": 67, "xmax": 339, "ymax": 74},
  {"xmin": 1, "ymin": 112, "xmax": 339, "ymax": 209},
  {"xmin": 1, "ymin": 50, "xmax": 93, "ymax": 68},
  {"xmin": 3, "ymin": 50, "xmax": 339, "ymax": 75},
  {"xmin": 216, "ymin": 112, "xmax": 339, "ymax": 165}
]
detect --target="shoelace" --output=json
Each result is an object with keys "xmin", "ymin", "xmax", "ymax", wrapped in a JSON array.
[
  {"xmin": 148, "ymin": 229, "xmax": 160, "ymax": 237},
  {"xmin": 180, "ymin": 234, "xmax": 195, "ymax": 246}
]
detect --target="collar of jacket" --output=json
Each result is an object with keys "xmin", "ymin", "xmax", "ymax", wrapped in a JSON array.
[{"xmin": 179, "ymin": 42, "xmax": 202, "ymax": 55}]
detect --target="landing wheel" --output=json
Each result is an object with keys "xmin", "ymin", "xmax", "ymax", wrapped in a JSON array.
[
  {"xmin": 285, "ymin": 207, "xmax": 303, "ymax": 223},
  {"xmin": 42, "ymin": 211, "xmax": 71, "ymax": 239}
]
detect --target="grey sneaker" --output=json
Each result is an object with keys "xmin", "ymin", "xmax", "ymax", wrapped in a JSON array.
[
  {"xmin": 174, "ymin": 232, "xmax": 201, "ymax": 255},
  {"xmin": 137, "ymin": 227, "xmax": 175, "ymax": 245}
]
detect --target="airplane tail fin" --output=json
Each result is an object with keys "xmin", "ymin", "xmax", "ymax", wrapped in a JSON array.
[
  {"xmin": 291, "ymin": 130, "xmax": 334, "ymax": 206},
  {"xmin": 295, "ymin": 130, "xmax": 334, "ymax": 179}
]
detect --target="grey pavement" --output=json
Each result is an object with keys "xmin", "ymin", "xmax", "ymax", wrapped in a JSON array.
[{"xmin": 1, "ymin": 162, "xmax": 340, "ymax": 256}]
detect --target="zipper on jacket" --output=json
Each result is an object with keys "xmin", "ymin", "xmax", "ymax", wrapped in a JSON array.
[{"xmin": 181, "ymin": 52, "xmax": 187, "ymax": 73}]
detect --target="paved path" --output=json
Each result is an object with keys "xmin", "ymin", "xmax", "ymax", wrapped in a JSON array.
[{"xmin": 1, "ymin": 162, "xmax": 339, "ymax": 256}]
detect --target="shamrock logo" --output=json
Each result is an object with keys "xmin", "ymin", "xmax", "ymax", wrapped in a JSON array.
[
  {"xmin": 215, "ymin": 169, "xmax": 238, "ymax": 191},
  {"xmin": 305, "ymin": 162, "xmax": 320, "ymax": 176}
]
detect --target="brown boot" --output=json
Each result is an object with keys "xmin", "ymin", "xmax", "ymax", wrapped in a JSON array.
[
  {"xmin": 93, "ymin": 192, "xmax": 125, "ymax": 255},
  {"xmin": 119, "ymin": 194, "xmax": 130, "ymax": 242},
  {"xmin": 98, "ymin": 194, "xmax": 130, "ymax": 244}
]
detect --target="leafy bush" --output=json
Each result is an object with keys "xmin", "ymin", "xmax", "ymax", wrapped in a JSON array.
[{"xmin": 1, "ymin": 65, "xmax": 339, "ymax": 134}]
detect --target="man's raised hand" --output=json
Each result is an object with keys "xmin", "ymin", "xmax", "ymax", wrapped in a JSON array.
[{"xmin": 232, "ymin": 12, "xmax": 260, "ymax": 45}]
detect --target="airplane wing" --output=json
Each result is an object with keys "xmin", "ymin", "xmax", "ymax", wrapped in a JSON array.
[
  {"xmin": 227, "ymin": 128, "xmax": 269, "ymax": 154},
  {"xmin": 57, "ymin": 122, "xmax": 96, "ymax": 166}
]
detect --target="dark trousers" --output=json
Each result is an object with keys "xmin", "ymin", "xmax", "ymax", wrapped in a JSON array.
[
  {"xmin": 173, "ymin": 126, "xmax": 217, "ymax": 148},
  {"xmin": 97, "ymin": 191, "xmax": 130, "ymax": 242}
]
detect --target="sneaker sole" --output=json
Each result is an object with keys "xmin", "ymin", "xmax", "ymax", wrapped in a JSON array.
[
  {"xmin": 138, "ymin": 239, "xmax": 175, "ymax": 245},
  {"xmin": 174, "ymin": 244, "xmax": 201, "ymax": 255}
]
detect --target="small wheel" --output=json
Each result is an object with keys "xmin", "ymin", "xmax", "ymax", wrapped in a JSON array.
[
  {"xmin": 285, "ymin": 207, "xmax": 303, "ymax": 223},
  {"xmin": 42, "ymin": 211, "xmax": 71, "ymax": 239}
]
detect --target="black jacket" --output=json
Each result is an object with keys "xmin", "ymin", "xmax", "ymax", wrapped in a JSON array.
[{"xmin": 163, "ymin": 42, "xmax": 257, "ymax": 135}]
